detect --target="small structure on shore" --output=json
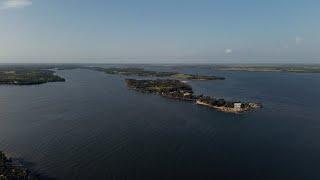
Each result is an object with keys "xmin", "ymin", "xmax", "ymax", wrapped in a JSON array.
[{"xmin": 234, "ymin": 103, "xmax": 242, "ymax": 110}]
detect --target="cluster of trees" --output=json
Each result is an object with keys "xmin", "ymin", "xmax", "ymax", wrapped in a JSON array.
[
  {"xmin": 0, "ymin": 69, "xmax": 65, "ymax": 85},
  {"xmin": 198, "ymin": 96, "xmax": 230, "ymax": 107},
  {"xmin": 104, "ymin": 68, "xmax": 176, "ymax": 77},
  {"xmin": 125, "ymin": 79, "xmax": 193, "ymax": 94},
  {"xmin": 197, "ymin": 95, "xmax": 250, "ymax": 108}
]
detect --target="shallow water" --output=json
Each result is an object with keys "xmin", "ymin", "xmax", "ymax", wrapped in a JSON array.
[{"xmin": 0, "ymin": 67, "xmax": 320, "ymax": 179}]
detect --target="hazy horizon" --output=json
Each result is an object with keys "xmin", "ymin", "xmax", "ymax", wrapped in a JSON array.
[{"xmin": 0, "ymin": 57, "xmax": 319, "ymax": 64}]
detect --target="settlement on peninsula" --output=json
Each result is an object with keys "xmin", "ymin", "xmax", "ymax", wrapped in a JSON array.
[{"xmin": 125, "ymin": 79, "xmax": 261, "ymax": 113}]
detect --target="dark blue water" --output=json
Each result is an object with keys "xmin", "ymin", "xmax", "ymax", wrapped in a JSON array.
[{"xmin": 0, "ymin": 67, "xmax": 320, "ymax": 179}]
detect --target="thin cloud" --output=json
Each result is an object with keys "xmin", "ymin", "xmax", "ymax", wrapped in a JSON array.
[
  {"xmin": 0, "ymin": 0, "xmax": 32, "ymax": 10},
  {"xmin": 295, "ymin": 36, "xmax": 304, "ymax": 45},
  {"xmin": 225, "ymin": 48, "xmax": 232, "ymax": 54}
]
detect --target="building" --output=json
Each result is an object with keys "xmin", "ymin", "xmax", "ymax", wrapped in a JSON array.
[{"xmin": 234, "ymin": 103, "xmax": 242, "ymax": 110}]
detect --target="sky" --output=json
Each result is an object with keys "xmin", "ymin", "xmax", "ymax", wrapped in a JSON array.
[{"xmin": 0, "ymin": 0, "xmax": 319, "ymax": 63}]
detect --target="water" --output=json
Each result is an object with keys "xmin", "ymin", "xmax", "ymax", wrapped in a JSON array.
[{"xmin": 0, "ymin": 67, "xmax": 320, "ymax": 179}]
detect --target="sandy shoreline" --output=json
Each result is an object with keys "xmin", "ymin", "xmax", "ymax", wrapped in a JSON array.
[{"xmin": 196, "ymin": 100, "xmax": 261, "ymax": 113}]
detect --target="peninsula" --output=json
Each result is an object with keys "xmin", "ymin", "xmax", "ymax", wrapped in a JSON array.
[
  {"xmin": 100, "ymin": 67, "xmax": 225, "ymax": 80},
  {"xmin": 125, "ymin": 79, "xmax": 261, "ymax": 113},
  {"xmin": 0, "ymin": 68, "xmax": 65, "ymax": 85}
]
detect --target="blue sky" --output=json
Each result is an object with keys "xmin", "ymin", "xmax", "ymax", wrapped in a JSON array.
[{"xmin": 0, "ymin": 0, "xmax": 319, "ymax": 63}]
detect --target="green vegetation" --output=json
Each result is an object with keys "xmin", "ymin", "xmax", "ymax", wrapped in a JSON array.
[
  {"xmin": 101, "ymin": 67, "xmax": 225, "ymax": 80},
  {"xmin": 0, "ymin": 68, "xmax": 65, "ymax": 85},
  {"xmin": 126, "ymin": 79, "xmax": 196, "ymax": 101},
  {"xmin": 125, "ymin": 79, "xmax": 261, "ymax": 113},
  {"xmin": 0, "ymin": 151, "xmax": 38, "ymax": 179},
  {"xmin": 170, "ymin": 73, "xmax": 192, "ymax": 79},
  {"xmin": 126, "ymin": 79, "xmax": 193, "ymax": 94}
]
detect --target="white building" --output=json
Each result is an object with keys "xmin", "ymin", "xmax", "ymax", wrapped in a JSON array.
[{"xmin": 234, "ymin": 103, "xmax": 242, "ymax": 110}]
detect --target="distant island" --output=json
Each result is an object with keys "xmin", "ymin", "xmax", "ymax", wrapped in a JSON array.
[
  {"xmin": 211, "ymin": 65, "xmax": 320, "ymax": 73},
  {"xmin": 0, "ymin": 67, "xmax": 65, "ymax": 85},
  {"xmin": 99, "ymin": 67, "xmax": 225, "ymax": 80},
  {"xmin": 0, "ymin": 151, "xmax": 38, "ymax": 179},
  {"xmin": 125, "ymin": 79, "xmax": 261, "ymax": 113},
  {"xmin": 146, "ymin": 64, "xmax": 320, "ymax": 73}
]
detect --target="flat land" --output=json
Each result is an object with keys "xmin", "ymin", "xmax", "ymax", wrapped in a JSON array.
[
  {"xmin": 211, "ymin": 65, "xmax": 320, "ymax": 73},
  {"xmin": 0, "ymin": 67, "xmax": 65, "ymax": 85},
  {"xmin": 101, "ymin": 67, "xmax": 225, "ymax": 80}
]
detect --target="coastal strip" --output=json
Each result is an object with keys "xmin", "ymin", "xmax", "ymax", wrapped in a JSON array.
[
  {"xmin": 99, "ymin": 67, "xmax": 225, "ymax": 80},
  {"xmin": 195, "ymin": 99, "xmax": 262, "ymax": 113},
  {"xmin": 0, "ymin": 68, "xmax": 65, "ymax": 85},
  {"xmin": 211, "ymin": 65, "xmax": 320, "ymax": 73},
  {"xmin": 0, "ymin": 65, "xmax": 223, "ymax": 85},
  {"xmin": 125, "ymin": 79, "xmax": 262, "ymax": 113}
]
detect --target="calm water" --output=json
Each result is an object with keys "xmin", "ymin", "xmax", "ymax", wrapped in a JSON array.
[{"xmin": 0, "ymin": 67, "xmax": 320, "ymax": 179}]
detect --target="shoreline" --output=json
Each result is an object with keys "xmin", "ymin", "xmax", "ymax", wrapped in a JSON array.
[
  {"xmin": 126, "ymin": 79, "xmax": 262, "ymax": 114},
  {"xmin": 196, "ymin": 100, "xmax": 262, "ymax": 113},
  {"xmin": 0, "ymin": 151, "xmax": 39, "ymax": 179}
]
